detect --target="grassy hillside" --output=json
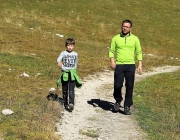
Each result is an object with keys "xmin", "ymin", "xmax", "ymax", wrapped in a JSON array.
[
  {"xmin": 0, "ymin": 0, "xmax": 180, "ymax": 139},
  {"xmin": 134, "ymin": 70, "xmax": 180, "ymax": 140}
]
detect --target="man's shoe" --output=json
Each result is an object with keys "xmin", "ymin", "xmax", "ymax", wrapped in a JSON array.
[
  {"xmin": 114, "ymin": 102, "xmax": 120, "ymax": 111},
  {"xmin": 124, "ymin": 106, "xmax": 131, "ymax": 115},
  {"xmin": 69, "ymin": 103, "xmax": 74, "ymax": 111}
]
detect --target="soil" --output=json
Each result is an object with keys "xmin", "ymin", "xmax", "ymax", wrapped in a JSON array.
[{"xmin": 55, "ymin": 66, "xmax": 180, "ymax": 140}]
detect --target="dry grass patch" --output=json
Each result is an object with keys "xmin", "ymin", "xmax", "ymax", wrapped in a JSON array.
[{"xmin": 79, "ymin": 129, "xmax": 99, "ymax": 138}]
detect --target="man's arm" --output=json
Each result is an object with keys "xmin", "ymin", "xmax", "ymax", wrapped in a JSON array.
[
  {"xmin": 109, "ymin": 37, "xmax": 116, "ymax": 69},
  {"xmin": 135, "ymin": 37, "xmax": 143, "ymax": 74}
]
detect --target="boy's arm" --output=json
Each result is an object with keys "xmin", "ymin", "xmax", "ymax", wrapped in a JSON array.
[
  {"xmin": 58, "ymin": 62, "xmax": 62, "ymax": 67},
  {"xmin": 57, "ymin": 52, "xmax": 63, "ymax": 68},
  {"xmin": 75, "ymin": 53, "xmax": 78, "ymax": 69}
]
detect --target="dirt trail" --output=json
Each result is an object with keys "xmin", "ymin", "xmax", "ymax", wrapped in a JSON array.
[{"xmin": 55, "ymin": 66, "xmax": 180, "ymax": 140}]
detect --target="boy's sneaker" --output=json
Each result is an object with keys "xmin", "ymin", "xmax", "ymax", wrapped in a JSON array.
[
  {"xmin": 64, "ymin": 101, "xmax": 69, "ymax": 110},
  {"xmin": 124, "ymin": 106, "xmax": 131, "ymax": 115},
  {"xmin": 114, "ymin": 102, "xmax": 120, "ymax": 111},
  {"xmin": 69, "ymin": 103, "xmax": 74, "ymax": 111}
]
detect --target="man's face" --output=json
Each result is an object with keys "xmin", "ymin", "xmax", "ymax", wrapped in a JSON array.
[{"xmin": 121, "ymin": 22, "xmax": 132, "ymax": 35}]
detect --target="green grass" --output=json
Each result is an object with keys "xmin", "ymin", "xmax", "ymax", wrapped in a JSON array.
[
  {"xmin": 134, "ymin": 70, "xmax": 180, "ymax": 139},
  {"xmin": 0, "ymin": 0, "xmax": 180, "ymax": 139}
]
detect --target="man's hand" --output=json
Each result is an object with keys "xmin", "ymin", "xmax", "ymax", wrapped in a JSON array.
[
  {"xmin": 110, "ymin": 58, "xmax": 116, "ymax": 69},
  {"xmin": 137, "ymin": 61, "xmax": 142, "ymax": 74},
  {"xmin": 138, "ymin": 65, "xmax": 142, "ymax": 74}
]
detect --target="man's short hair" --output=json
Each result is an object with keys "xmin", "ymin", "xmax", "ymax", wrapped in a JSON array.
[{"xmin": 122, "ymin": 20, "xmax": 132, "ymax": 27}]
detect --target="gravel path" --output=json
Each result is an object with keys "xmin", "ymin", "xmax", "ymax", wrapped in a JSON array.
[{"xmin": 55, "ymin": 66, "xmax": 180, "ymax": 140}]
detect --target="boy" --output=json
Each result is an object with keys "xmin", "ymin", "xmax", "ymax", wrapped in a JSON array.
[{"xmin": 57, "ymin": 38, "xmax": 82, "ymax": 111}]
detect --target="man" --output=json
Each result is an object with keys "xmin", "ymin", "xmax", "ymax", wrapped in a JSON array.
[{"xmin": 109, "ymin": 19, "xmax": 142, "ymax": 115}]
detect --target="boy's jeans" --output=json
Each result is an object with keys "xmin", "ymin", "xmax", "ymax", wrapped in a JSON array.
[{"xmin": 62, "ymin": 79, "xmax": 76, "ymax": 105}]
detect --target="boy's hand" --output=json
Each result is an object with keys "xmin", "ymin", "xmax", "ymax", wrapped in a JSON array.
[{"xmin": 58, "ymin": 62, "xmax": 62, "ymax": 67}]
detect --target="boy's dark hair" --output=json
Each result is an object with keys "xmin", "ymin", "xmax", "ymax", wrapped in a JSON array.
[
  {"xmin": 122, "ymin": 19, "xmax": 132, "ymax": 27},
  {"xmin": 65, "ymin": 38, "xmax": 75, "ymax": 46}
]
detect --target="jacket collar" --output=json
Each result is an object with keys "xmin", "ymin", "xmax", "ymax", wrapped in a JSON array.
[{"xmin": 120, "ymin": 32, "xmax": 131, "ymax": 37}]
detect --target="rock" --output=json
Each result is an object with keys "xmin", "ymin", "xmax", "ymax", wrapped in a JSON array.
[
  {"xmin": 49, "ymin": 87, "xmax": 56, "ymax": 92},
  {"xmin": 2, "ymin": 109, "xmax": 14, "ymax": 115},
  {"xmin": 20, "ymin": 72, "xmax": 29, "ymax": 77}
]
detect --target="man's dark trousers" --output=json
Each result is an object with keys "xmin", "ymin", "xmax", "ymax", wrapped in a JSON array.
[{"xmin": 113, "ymin": 64, "xmax": 135, "ymax": 107}]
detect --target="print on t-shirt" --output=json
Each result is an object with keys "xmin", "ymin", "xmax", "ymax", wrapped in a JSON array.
[{"xmin": 63, "ymin": 54, "xmax": 77, "ymax": 68}]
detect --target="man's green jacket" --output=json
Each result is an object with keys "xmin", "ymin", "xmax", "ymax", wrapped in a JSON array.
[
  {"xmin": 109, "ymin": 33, "xmax": 142, "ymax": 64},
  {"xmin": 57, "ymin": 69, "xmax": 82, "ymax": 88}
]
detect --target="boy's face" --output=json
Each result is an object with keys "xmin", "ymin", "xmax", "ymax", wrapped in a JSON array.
[{"xmin": 66, "ymin": 43, "xmax": 74, "ymax": 52}]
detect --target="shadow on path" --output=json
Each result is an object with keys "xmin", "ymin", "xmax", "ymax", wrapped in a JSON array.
[{"xmin": 87, "ymin": 99, "xmax": 124, "ymax": 114}]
